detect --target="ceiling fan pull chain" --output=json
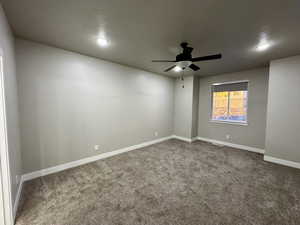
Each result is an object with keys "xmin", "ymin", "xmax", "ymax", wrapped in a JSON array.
[{"xmin": 181, "ymin": 71, "xmax": 185, "ymax": 88}]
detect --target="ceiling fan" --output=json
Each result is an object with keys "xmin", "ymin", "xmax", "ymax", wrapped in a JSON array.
[{"xmin": 152, "ymin": 42, "xmax": 222, "ymax": 72}]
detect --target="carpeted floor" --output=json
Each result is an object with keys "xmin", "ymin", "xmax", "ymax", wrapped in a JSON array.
[{"xmin": 16, "ymin": 140, "xmax": 300, "ymax": 225}]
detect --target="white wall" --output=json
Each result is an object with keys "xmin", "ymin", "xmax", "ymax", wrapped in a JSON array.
[
  {"xmin": 265, "ymin": 55, "xmax": 300, "ymax": 162},
  {"xmin": 191, "ymin": 76, "xmax": 199, "ymax": 138},
  {"xmin": 198, "ymin": 67, "xmax": 269, "ymax": 149},
  {"xmin": 16, "ymin": 39, "xmax": 175, "ymax": 173},
  {"xmin": 173, "ymin": 76, "xmax": 199, "ymax": 139},
  {"xmin": 0, "ymin": 4, "xmax": 22, "ymax": 207},
  {"xmin": 173, "ymin": 76, "xmax": 194, "ymax": 139}
]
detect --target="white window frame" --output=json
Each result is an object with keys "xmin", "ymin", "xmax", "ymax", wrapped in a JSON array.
[{"xmin": 210, "ymin": 80, "xmax": 249, "ymax": 125}]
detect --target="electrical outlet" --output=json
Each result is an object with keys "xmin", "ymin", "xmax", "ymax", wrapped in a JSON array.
[
  {"xmin": 226, "ymin": 134, "xmax": 230, "ymax": 140},
  {"xmin": 154, "ymin": 132, "xmax": 158, "ymax": 137},
  {"xmin": 94, "ymin": 145, "xmax": 100, "ymax": 151}
]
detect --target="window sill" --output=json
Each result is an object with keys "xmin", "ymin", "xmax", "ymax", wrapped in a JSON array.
[{"xmin": 209, "ymin": 120, "xmax": 248, "ymax": 126}]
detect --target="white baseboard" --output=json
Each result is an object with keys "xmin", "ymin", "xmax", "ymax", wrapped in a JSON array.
[
  {"xmin": 172, "ymin": 135, "xmax": 197, "ymax": 143},
  {"xmin": 191, "ymin": 137, "xmax": 198, "ymax": 142},
  {"xmin": 197, "ymin": 136, "xmax": 265, "ymax": 154},
  {"xmin": 264, "ymin": 155, "xmax": 300, "ymax": 169},
  {"xmin": 13, "ymin": 177, "xmax": 24, "ymax": 220},
  {"xmin": 16, "ymin": 135, "xmax": 299, "ymax": 217},
  {"xmin": 22, "ymin": 136, "xmax": 173, "ymax": 182}
]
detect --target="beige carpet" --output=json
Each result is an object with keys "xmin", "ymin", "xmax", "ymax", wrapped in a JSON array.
[{"xmin": 16, "ymin": 140, "xmax": 300, "ymax": 225}]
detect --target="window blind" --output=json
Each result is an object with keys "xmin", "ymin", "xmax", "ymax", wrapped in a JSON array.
[{"xmin": 212, "ymin": 81, "xmax": 248, "ymax": 92}]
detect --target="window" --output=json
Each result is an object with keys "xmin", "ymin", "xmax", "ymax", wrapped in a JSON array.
[{"xmin": 211, "ymin": 81, "xmax": 248, "ymax": 124}]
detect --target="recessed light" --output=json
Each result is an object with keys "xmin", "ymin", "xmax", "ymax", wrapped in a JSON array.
[
  {"xmin": 256, "ymin": 41, "xmax": 271, "ymax": 52},
  {"xmin": 97, "ymin": 37, "xmax": 109, "ymax": 47},
  {"xmin": 173, "ymin": 66, "xmax": 182, "ymax": 72},
  {"xmin": 255, "ymin": 32, "xmax": 273, "ymax": 52}
]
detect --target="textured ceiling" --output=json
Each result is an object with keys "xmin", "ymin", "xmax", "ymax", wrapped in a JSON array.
[{"xmin": 1, "ymin": 0, "xmax": 300, "ymax": 76}]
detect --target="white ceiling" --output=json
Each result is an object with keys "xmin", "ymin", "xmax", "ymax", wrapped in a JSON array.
[{"xmin": 1, "ymin": 0, "xmax": 300, "ymax": 76}]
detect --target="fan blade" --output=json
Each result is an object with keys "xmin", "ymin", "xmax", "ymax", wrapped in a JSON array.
[
  {"xmin": 164, "ymin": 65, "xmax": 176, "ymax": 72},
  {"xmin": 152, "ymin": 60, "xmax": 176, "ymax": 62},
  {"xmin": 191, "ymin": 54, "xmax": 222, "ymax": 62},
  {"xmin": 189, "ymin": 64, "xmax": 200, "ymax": 71}
]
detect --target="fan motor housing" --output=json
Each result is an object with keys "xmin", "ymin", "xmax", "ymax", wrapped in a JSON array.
[{"xmin": 176, "ymin": 52, "xmax": 192, "ymax": 62}]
